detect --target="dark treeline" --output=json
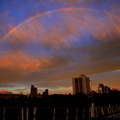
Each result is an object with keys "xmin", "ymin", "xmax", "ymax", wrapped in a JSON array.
[{"xmin": 0, "ymin": 90, "xmax": 120, "ymax": 108}]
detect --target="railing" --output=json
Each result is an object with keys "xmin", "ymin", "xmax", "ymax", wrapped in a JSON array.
[
  {"xmin": 0, "ymin": 107, "xmax": 90, "ymax": 120},
  {"xmin": 91, "ymin": 103, "xmax": 120, "ymax": 119},
  {"xmin": 0, "ymin": 104, "xmax": 120, "ymax": 120}
]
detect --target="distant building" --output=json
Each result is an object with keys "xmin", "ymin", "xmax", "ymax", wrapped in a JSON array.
[
  {"xmin": 72, "ymin": 74, "xmax": 91, "ymax": 95},
  {"xmin": 98, "ymin": 84, "xmax": 110, "ymax": 94},
  {"xmin": 98, "ymin": 84, "xmax": 104, "ymax": 94},
  {"xmin": 91, "ymin": 90, "xmax": 97, "ymax": 94},
  {"xmin": 30, "ymin": 85, "xmax": 37, "ymax": 97},
  {"xmin": 37, "ymin": 93, "xmax": 42, "ymax": 98},
  {"xmin": 27, "ymin": 94, "xmax": 30, "ymax": 97},
  {"xmin": 43, "ymin": 89, "xmax": 49, "ymax": 98}
]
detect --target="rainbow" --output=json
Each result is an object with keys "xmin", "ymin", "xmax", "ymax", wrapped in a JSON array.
[{"xmin": 1, "ymin": 7, "xmax": 98, "ymax": 41}]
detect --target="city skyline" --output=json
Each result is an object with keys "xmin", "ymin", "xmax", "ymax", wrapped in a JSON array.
[
  {"xmin": 0, "ymin": 0, "xmax": 120, "ymax": 94},
  {"xmin": 0, "ymin": 73, "xmax": 119, "ymax": 95}
]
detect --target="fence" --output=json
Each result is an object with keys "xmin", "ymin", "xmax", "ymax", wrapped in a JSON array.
[
  {"xmin": 91, "ymin": 104, "xmax": 120, "ymax": 119},
  {"xmin": 0, "ymin": 104, "xmax": 120, "ymax": 120}
]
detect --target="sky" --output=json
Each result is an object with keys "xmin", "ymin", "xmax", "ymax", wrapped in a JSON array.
[{"xmin": 0, "ymin": 0, "xmax": 120, "ymax": 94}]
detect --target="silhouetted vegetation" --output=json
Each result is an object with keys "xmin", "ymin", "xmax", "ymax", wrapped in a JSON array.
[{"xmin": 0, "ymin": 90, "xmax": 120, "ymax": 108}]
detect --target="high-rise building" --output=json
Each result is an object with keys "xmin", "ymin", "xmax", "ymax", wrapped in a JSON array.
[
  {"xmin": 30, "ymin": 85, "xmax": 37, "ymax": 97},
  {"xmin": 72, "ymin": 74, "xmax": 91, "ymax": 95},
  {"xmin": 98, "ymin": 84, "xmax": 110, "ymax": 94}
]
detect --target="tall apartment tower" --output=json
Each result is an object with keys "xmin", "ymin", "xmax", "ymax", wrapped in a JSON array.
[
  {"xmin": 72, "ymin": 74, "xmax": 91, "ymax": 95},
  {"xmin": 30, "ymin": 85, "xmax": 37, "ymax": 97}
]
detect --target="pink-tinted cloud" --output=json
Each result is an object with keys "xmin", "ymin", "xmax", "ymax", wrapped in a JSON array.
[{"xmin": 0, "ymin": 4, "xmax": 120, "ymax": 92}]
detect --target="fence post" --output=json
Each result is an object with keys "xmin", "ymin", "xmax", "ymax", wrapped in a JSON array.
[
  {"xmin": 33, "ymin": 107, "xmax": 37, "ymax": 120},
  {"xmin": 115, "ymin": 105, "xmax": 119, "ymax": 118},
  {"xmin": 90, "ymin": 103, "xmax": 95, "ymax": 118},
  {"xmin": 111, "ymin": 107, "xmax": 115, "ymax": 118},
  {"xmin": 107, "ymin": 104, "xmax": 111, "ymax": 118},
  {"xmin": 3, "ymin": 107, "xmax": 5, "ymax": 120},
  {"xmin": 26, "ymin": 108, "xmax": 29, "ymax": 120},
  {"xmin": 95, "ymin": 107, "xmax": 98, "ymax": 119},
  {"xmin": 53, "ymin": 108, "xmax": 56, "ymax": 120},
  {"xmin": 89, "ymin": 108, "xmax": 91, "ymax": 120},
  {"xmin": 76, "ymin": 108, "xmax": 78, "ymax": 120},
  {"xmin": 118, "ymin": 106, "xmax": 120, "ymax": 118},
  {"xmin": 21, "ymin": 108, "xmax": 24, "ymax": 120},
  {"xmin": 66, "ymin": 108, "xmax": 69, "ymax": 120},
  {"xmin": 83, "ymin": 108, "xmax": 85, "ymax": 120},
  {"xmin": 101, "ymin": 107, "xmax": 104, "ymax": 115},
  {"xmin": 116, "ymin": 105, "xmax": 120, "ymax": 118}
]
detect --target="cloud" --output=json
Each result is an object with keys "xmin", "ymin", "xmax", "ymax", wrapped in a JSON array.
[
  {"xmin": 0, "ymin": 1, "xmax": 120, "ymax": 92},
  {"xmin": 0, "ymin": 83, "xmax": 15, "ymax": 88},
  {"xmin": 89, "ymin": 70, "xmax": 120, "ymax": 90},
  {"xmin": 0, "ymin": 52, "xmax": 41, "ymax": 83},
  {"xmin": 0, "ymin": 50, "xmax": 73, "ymax": 83}
]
